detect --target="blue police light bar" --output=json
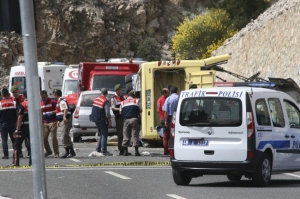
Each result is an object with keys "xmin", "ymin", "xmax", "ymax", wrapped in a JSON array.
[
  {"xmin": 51, "ymin": 62, "xmax": 65, "ymax": 65},
  {"xmin": 214, "ymin": 82, "xmax": 275, "ymax": 88}
]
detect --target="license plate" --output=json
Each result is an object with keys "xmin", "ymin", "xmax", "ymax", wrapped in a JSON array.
[{"xmin": 182, "ymin": 139, "xmax": 209, "ymax": 146}]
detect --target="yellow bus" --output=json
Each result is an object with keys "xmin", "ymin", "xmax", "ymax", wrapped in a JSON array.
[{"xmin": 134, "ymin": 54, "xmax": 231, "ymax": 144}]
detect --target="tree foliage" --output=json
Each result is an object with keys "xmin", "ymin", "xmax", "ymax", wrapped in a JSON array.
[
  {"xmin": 136, "ymin": 38, "xmax": 161, "ymax": 61},
  {"xmin": 171, "ymin": 9, "xmax": 237, "ymax": 59},
  {"xmin": 205, "ymin": 0, "xmax": 276, "ymax": 30}
]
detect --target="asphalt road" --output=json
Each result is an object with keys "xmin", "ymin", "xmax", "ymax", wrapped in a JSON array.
[
  {"xmin": 1, "ymin": 131, "xmax": 300, "ymax": 199},
  {"xmin": 1, "ymin": 166, "xmax": 300, "ymax": 199}
]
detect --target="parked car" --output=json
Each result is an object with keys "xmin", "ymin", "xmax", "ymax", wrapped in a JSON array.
[{"xmin": 72, "ymin": 90, "xmax": 117, "ymax": 142}]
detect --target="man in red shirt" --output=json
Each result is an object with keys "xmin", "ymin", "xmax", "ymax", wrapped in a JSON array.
[
  {"xmin": 156, "ymin": 88, "xmax": 169, "ymax": 155},
  {"xmin": 157, "ymin": 88, "xmax": 169, "ymax": 125},
  {"xmin": 40, "ymin": 90, "xmax": 59, "ymax": 158}
]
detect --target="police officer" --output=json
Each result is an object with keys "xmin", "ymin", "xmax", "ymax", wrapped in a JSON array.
[
  {"xmin": 10, "ymin": 85, "xmax": 28, "ymax": 157},
  {"xmin": 12, "ymin": 89, "xmax": 31, "ymax": 166},
  {"xmin": 90, "ymin": 88, "xmax": 112, "ymax": 155},
  {"xmin": 0, "ymin": 88, "xmax": 17, "ymax": 159},
  {"xmin": 120, "ymin": 90, "xmax": 142, "ymax": 156},
  {"xmin": 40, "ymin": 90, "xmax": 59, "ymax": 157},
  {"xmin": 53, "ymin": 89, "xmax": 76, "ymax": 158},
  {"xmin": 111, "ymin": 84, "xmax": 127, "ymax": 155}
]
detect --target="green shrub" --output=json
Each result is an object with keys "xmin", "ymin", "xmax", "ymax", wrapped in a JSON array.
[
  {"xmin": 136, "ymin": 38, "xmax": 161, "ymax": 61},
  {"xmin": 171, "ymin": 9, "xmax": 237, "ymax": 59}
]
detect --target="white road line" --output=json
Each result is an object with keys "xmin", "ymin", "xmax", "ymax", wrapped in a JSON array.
[
  {"xmin": 0, "ymin": 196, "xmax": 13, "ymax": 199},
  {"xmin": 105, "ymin": 171, "xmax": 131, "ymax": 179},
  {"xmin": 69, "ymin": 158, "xmax": 82, "ymax": 162},
  {"xmin": 284, "ymin": 173, "xmax": 300, "ymax": 178},
  {"xmin": 0, "ymin": 167, "xmax": 171, "ymax": 172},
  {"xmin": 167, "ymin": 194, "xmax": 187, "ymax": 199}
]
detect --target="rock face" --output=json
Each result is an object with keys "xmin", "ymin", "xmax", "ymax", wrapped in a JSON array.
[
  {"xmin": 214, "ymin": 0, "xmax": 300, "ymax": 85},
  {"xmin": 0, "ymin": 0, "xmax": 208, "ymax": 85}
]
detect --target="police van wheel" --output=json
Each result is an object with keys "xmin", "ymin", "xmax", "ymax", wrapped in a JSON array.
[
  {"xmin": 252, "ymin": 153, "xmax": 272, "ymax": 186},
  {"xmin": 227, "ymin": 174, "xmax": 242, "ymax": 181},
  {"xmin": 172, "ymin": 169, "xmax": 192, "ymax": 186}
]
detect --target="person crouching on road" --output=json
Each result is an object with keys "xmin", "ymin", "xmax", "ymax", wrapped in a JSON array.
[
  {"xmin": 12, "ymin": 89, "xmax": 31, "ymax": 166},
  {"xmin": 90, "ymin": 88, "xmax": 112, "ymax": 155},
  {"xmin": 120, "ymin": 90, "xmax": 142, "ymax": 156},
  {"xmin": 53, "ymin": 89, "xmax": 76, "ymax": 158},
  {"xmin": 40, "ymin": 90, "xmax": 59, "ymax": 158},
  {"xmin": 0, "ymin": 88, "xmax": 17, "ymax": 159}
]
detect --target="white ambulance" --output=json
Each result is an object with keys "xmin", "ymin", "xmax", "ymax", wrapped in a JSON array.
[
  {"xmin": 171, "ymin": 79, "xmax": 300, "ymax": 187},
  {"xmin": 61, "ymin": 65, "xmax": 78, "ymax": 96},
  {"xmin": 8, "ymin": 62, "xmax": 68, "ymax": 98}
]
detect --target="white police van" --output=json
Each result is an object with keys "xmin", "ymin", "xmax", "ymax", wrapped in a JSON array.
[{"xmin": 170, "ymin": 79, "xmax": 300, "ymax": 187}]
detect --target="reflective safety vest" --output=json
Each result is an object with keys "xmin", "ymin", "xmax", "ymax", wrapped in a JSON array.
[
  {"xmin": 120, "ymin": 97, "xmax": 140, "ymax": 120},
  {"xmin": 111, "ymin": 94, "xmax": 125, "ymax": 117},
  {"xmin": 90, "ymin": 95, "xmax": 107, "ymax": 123},
  {"xmin": 0, "ymin": 97, "xmax": 17, "ymax": 123},
  {"xmin": 41, "ymin": 98, "xmax": 56, "ymax": 120},
  {"xmin": 56, "ymin": 97, "xmax": 71, "ymax": 122},
  {"xmin": 20, "ymin": 100, "xmax": 29, "ymax": 124}
]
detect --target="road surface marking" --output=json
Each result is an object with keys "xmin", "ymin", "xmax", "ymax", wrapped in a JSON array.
[
  {"xmin": 167, "ymin": 194, "xmax": 187, "ymax": 199},
  {"xmin": 105, "ymin": 171, "xmax": 131, "ymax": 179},
  {"xmin": 69, "ymin": 158, "xmax": 82, "ymax": 162},
  {"xmin": 284, "ymin": 173, "xmax": 300, "ymax": 178},
  {"xmin": 0, "ymin": 196, "xmax": 13, "ymax": 199},
  {"xmin": 0, "ymin": 167, "xmax": 171, "ymax": 172}
]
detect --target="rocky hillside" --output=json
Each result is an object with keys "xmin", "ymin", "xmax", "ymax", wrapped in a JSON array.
[
  {"xmin": 214, "ymin": 0, "xmax": 300, "ymax": 84},
  {"xmin": 0, "ymin": 0, "xmax": 208, "ymax": 83}
]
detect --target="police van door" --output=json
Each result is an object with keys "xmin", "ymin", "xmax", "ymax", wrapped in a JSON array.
[
  {"xmin": 282, "ymin": 99, "xmax": 300, "ymax": 168},
  {"xmin": 267, "ymin": 96, "xmax": 291, "ymax": 169}
]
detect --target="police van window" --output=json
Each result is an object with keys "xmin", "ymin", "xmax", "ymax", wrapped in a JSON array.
[
  {"xmin": 283, "ymin": 100, "xmax": 300, "ymax": 128},
  {"xmin": 179, "ymin": 97, "xmax": 242, "ymax": 127},
  {"xmin": 268, "ymin": 98, "xmax": 285, "ymax": 128},
  {"xmin": 255, "ymin": 99, "xmax": 271, "ymax": 126}
]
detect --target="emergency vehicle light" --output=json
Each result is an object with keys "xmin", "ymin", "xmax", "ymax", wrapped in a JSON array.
[
  {"xmin": 214, "ymin": 82, "xmax": 275, "ymax": 88},
  {"xmin": 96, "ymin": 59, "xmax": 107, "ymax": 62},
  {"xmin": 48, "ymin": 62, "xmax": 65, "ymax": 65}
]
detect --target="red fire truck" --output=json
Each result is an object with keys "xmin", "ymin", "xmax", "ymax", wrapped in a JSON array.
[
  {"xmin": 77, "ymin": 61, "xmax": 140, "ymax": 94},
  {"xmin": 64, "ymin": 61, "xmax": 139, "ymax": 111}
]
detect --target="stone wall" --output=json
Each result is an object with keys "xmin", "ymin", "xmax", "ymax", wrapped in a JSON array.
[{"xmin": 214, "ymin": 0, "xmax": 300, "ymax": 85}]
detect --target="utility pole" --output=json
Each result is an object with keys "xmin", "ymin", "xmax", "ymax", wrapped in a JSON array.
[{"xmin": 19, "ymin": 0, "xmax": 48, "ymax": 198}]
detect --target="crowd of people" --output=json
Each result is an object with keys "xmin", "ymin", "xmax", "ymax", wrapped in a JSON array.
[
  {"xmin": 91, "ymin": 84, "xmax": 142, "ymax": 156},
  {"xmin": 0, "ymin": 86, "xmax": 75, "ymax": 166},
  {"xmin": 0, "ymin": 82, "xmax": 191, "ymax": 166}
]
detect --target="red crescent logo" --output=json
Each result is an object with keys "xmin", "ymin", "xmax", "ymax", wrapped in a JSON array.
[
  {"xmin": 69, "ymin": 71, "xmax": 78, "ymax": 79},
  {"xmin": 48, "ymin": 80, "xmax": 52, "ymax": 89}
]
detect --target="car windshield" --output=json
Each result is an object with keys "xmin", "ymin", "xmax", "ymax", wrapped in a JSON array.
[
  {"xmin": 62, "ymin": 80, "xmax": 78, "ymax": 95},
  {"xmin": 179, "ymin": 97, "xmax": 242, "ymax": 127},
  {"xmin": 92, "ymin": 75, "xmax": 126, "ymax": 93},
  {"xmin": 80, "ymin": 93, "xmax": 114, "ymax": 107}
]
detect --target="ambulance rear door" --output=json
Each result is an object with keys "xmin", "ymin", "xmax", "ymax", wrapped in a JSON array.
[{"xmin": 39, "ymin": 64, "xmax": 68, "ymax": 98}]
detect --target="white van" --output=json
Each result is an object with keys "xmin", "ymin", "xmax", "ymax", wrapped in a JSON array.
[
  {"xmin": 171, "ymin": 79, "xmax": 300, "ymax": 187},
  {"xmin": 9, "ymin": 62, "xmax": 68, "ymax": 98}
]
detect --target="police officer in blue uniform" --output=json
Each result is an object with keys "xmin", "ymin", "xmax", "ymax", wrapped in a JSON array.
[{"xmin": 120, "ymin": 90, "xmax": 142, "ymax": 156}]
